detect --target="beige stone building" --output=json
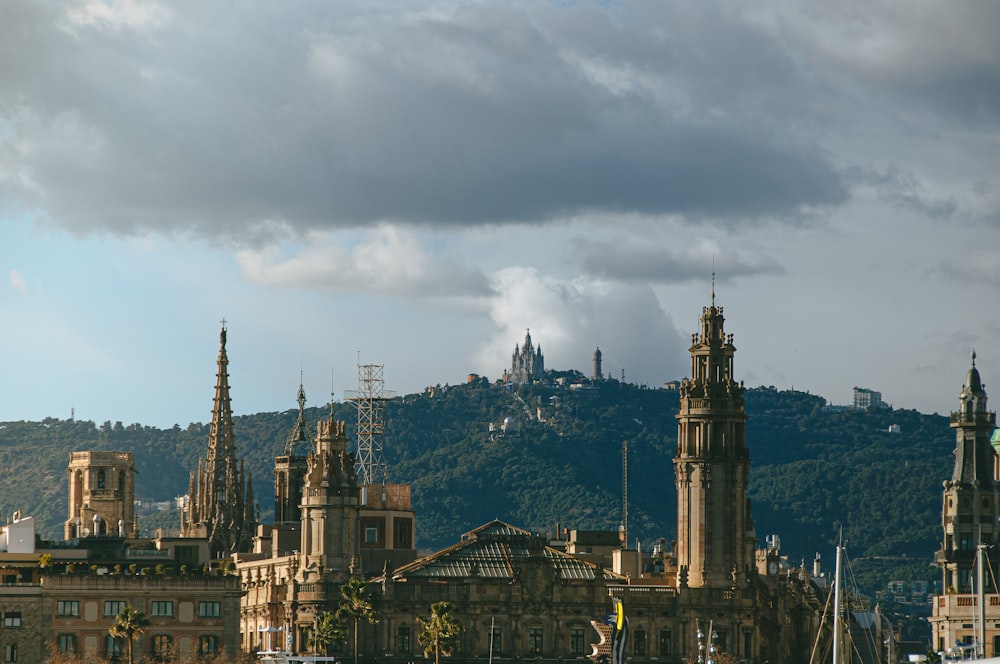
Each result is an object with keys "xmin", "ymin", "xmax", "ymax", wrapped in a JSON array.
[
  {"xmin": 64, "ymin": 451, "xmax": 138, "ymax": 540},
  {"xmin": 368, "ymin": 297, "xmax": 826, "ymax": 664},
  {"xmin": 235, "ymin": 398, "xmax": 418, "ymax": 654},
  {"xmin": 0, "ymin": 491, "xmax": 239, "ymax": 664}
]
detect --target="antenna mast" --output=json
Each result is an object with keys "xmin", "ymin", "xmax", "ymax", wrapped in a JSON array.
[
  {"xmin": 622, "ymin": 439, "xmax": 629, "ymax": 549},
  {"xmin": 345, "ymin": 363, "xmax": 396, "ymax": 485}
]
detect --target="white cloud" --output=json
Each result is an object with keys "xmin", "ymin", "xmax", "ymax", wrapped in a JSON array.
[
  {"xmin": 66, "ymin": 0, "xmax": 170, "ymax": 31},
  {"xmin": 9, "ymin": 270, "xmax": 27, "ymax": 293},
  {"xmin": 235, "ymin": 225, "xmax": 492, "ymax": 297},
  {"xmin": 473, "ymin": 267, "xmax": 687, "ymax": 385}
]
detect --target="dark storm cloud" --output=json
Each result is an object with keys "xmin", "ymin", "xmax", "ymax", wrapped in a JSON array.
[
  {"xmin": 0, "ymin": 1, "xmax": 853, "ymax": 243},
  {"xmin": 853, "ymin": 167, "xmax": 958, "ymax": 220},
  {"xmin": 571, "ymin": 239, "xmax": 785, "ymax": 284}
]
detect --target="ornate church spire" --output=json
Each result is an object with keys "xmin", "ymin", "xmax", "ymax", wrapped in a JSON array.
[
  {"xmin": 274, "ymin": 378, "xmax": 312, "ymax": 525},
  {"xmin": 510, "ymin": 328, "xmax": 545, "ymax": 386},
  {"xmin": 284, "ymin": 374, "xmax": 313, "ymax": 456},
  {"xmin": 181, "ymin": 322, "xmax": 258, "ymax": 555}
]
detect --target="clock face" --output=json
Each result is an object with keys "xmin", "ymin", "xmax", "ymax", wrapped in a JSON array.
[{"xmin": 768, "ymin": 562, "xmax": 778, "ymax": 574}]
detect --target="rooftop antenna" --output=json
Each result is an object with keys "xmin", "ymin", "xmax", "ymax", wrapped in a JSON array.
[
  {"xmin": 621, "ymin": 440, "xmax": 629, "ymax": 549},
  {"xmin": 329, "ymin": 369, "xmax": 335, "ymax": 419},
  {"xmin": 345, "ymin": 362, "xmax": 396, "ymax": 485}
]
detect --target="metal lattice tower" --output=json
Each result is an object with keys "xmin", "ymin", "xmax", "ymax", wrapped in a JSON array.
[{"xmin": 344, "ymin": 363, "xmax": 396, "ymax": 485}]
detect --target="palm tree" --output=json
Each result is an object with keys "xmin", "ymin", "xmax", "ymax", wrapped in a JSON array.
[
  {"xmin": 108, "ymin": 606, "xmax": 150, "ymax": 664},
  {"xmin": 417, "ymin": 602, "xmax": 463, "ymax": 664},
  {"xmin": 311, "ymin": 611, "xmax": 346, "ymax": 655},
  {"xmin": 335, "ymin": 576, "xmax": 380, "ymax": 664}
]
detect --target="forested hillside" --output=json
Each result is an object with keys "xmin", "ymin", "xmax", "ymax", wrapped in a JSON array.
[{"xmin": 0, "ymin": 378, "xmax": 957, "ymax": 593}]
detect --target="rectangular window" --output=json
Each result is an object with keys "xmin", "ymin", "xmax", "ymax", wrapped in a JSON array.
[
  {"xmin": 634, "ymin": 629, "xmax": 647, "ymax": 656},
  {"xmin": 490, "ymin": 627, "xmax": 502, "ymax": 655},
  {"xmin": 57, "ymin": 634, "xmax": 77, "ymax": 654},
  {"xmin": 56, "ymin": 601, "xmax": 80, "ymax": 617},
  {"xmin": 659, "ymin": 630, "xmax": 672, "ymax": 656},
  {"xmin": 198, "ymin": 602, "xmax": 221, "ymax": 618},
  {"xmin": 397, "ymin": 625, "xmax": 411, "ymax": 653},
  {"xmin": 395, "ymin": 519, "xmax": 412, "ymax": 548},
  {"xmin": 365, "ymin": 526, "xmax": 379, "ymax": 544},
  {"xmin": 4, "ymin": 644, "xmax": 15, "ymax": 663},
  {"xmin": 529, "ymin": 627, "xmax": 543, "ymax": 654},
  {"xmin": 151, "ymin": 601, "xmax": 174, "ymax": 617},
  {"xmin": 106, "ymin": 636, "xmax": 123, "ymax": 657},
  {"xmin": 3, "ymin": 612, "xmax": 21, "ymax": 628},
  {"xmin": 570, "ymin": 628, "xmax": 586, "ymax": 655},
  {"xmin": 151, "ymin": 635, "xmax": 173, "ymax": 658},
  {"xmin": 104, "ymin": 601, "xmax": 127, "ymax": 617},
  {"xmin": 199, "ymin": 635, "xmax": 219, "ymax": 655}
]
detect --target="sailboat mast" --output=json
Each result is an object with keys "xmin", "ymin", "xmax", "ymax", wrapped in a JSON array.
[
  {"xmin": 979, "ymin": 544, "xmax": 987, "ymax": 658},
  {"xmin": 833, "ymin": 544, "xmax": 843, "ymax": 664}
]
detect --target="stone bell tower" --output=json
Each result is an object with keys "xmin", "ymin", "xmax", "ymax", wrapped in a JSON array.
[
  {"xmin": 299, "ymin": 401, "xmax": 360, "ymax": 582},
  {"xmin": 937, "ymin": 352, "xmax": 1000, "ymax": 592},
  {"xmin": 65, "ymin": 451, "xmax": 137, "ymax": 539},
  {"xmin": 674, "ymin": 288, "xmax": 755, "ymax": 588}
]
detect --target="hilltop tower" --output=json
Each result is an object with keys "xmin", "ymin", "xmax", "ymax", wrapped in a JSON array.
[
  {"xmin": 181, "ymin": 323, "xmax": 257, "ymax": 555},
  {"xmin": 274, "ymin": 379, "xmax": 312, "ymax": 524},
  {"xmin": 594, "ymin": 346, "xmax": 603, "ymax": 381},
  {"xmin": 674, "ymin": 293, "xmax": 754, "ymax": 588},
  {"xmin": 511, "ymin": 329, "xmax": 544, "ymax": 386},
  {"xmin": 64, "ymin": 451, "xmax": 137, "ymax": 539}
]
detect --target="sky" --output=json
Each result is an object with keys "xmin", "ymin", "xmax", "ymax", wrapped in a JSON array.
[{"xmin": 1, "ymin": 0, "xmax": 999, "ymax": 429}]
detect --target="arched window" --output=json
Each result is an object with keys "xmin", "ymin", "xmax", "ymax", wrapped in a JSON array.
[{"xmin": 97, "ymin": 470, "xmax": 106, "ymax": 489}]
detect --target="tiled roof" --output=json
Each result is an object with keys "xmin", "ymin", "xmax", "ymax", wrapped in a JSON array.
[{"xmin": 388, "ymin": 519, "xmax": 624, "ymax": 582}]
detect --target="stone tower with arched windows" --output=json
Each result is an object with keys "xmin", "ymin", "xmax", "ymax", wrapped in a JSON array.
[
  {"xmin": 937, "ymin": 352, "xmax": 1000, "ymax": 591},
  {"xmin": 931, "ymin": 353, "xmax": 1000, "ymax": 655},
  {"xmin": 674, "ymin": 294, "xmax": 755, "ymax": 589},
  {"xmin": 64, "ymin": 451, "xmax": 137, "ymax": 539}
]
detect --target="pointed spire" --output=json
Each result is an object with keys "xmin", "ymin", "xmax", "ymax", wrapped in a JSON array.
[
  {"xmin": 181, "ymin": 321, "xmax": 257, "ymax": 554},
  {"xmin": 283, "ymin": 373, "xmax": 313, "ymax": 456}
]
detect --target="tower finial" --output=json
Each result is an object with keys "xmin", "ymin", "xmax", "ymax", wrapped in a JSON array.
[
  {"xmin": 972, "ymin": 349, "xmax": 977, "ymax": 366},
  {"xmin": 711, "ymin": 258, "xmax": 716, "ymax": 308}
]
